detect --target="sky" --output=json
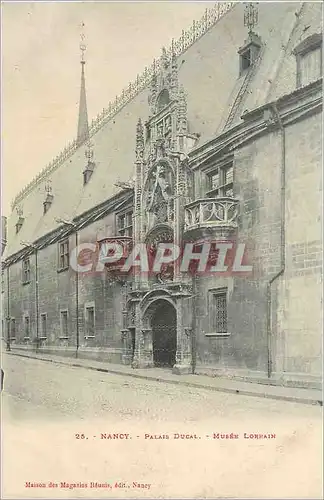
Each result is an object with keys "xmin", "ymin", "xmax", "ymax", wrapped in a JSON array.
[{"xmin": 1, "ymin": 1, "xmax": 213, "ymax": 216}]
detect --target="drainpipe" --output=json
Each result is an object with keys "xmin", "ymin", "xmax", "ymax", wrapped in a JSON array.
[
  {"xmin": 35, "ymin": 248, "xmax": 39, "ymax": 352},
  {"xmin": 6, "ymin": 266, "xmax": 10, "ymax": 351},
  {"xmin": 266, "ymin": 103, "xmax": 286, "ymax": 378}
]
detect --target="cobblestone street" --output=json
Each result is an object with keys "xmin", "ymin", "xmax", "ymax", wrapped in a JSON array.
[{"xmin": 2, "ymin": 354, "xmax": 322, "ymax": 499}]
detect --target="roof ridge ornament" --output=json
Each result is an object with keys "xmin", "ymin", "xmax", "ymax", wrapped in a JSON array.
[
  {"xmin": 80, "ymin": 22, "xmax": 86, "ymax": 64},
  {"xmin": 244, "ymin": 2, "xmax": 259, "ymax": 37},
  {"xmin": 45, "ymin": 179, "xmax": 52, "ymax": 194}
]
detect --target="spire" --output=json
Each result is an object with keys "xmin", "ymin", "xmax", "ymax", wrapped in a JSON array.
[{"xmin": 77, "ymin": 24, "xmax": 89, "ymax": 147}]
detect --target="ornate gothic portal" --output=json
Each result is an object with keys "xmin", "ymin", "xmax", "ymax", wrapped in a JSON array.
[{"xmin": 122, "ymin": 46, "xmax": 198, "ymax": 374}]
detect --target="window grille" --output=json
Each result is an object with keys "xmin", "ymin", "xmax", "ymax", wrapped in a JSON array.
[{"xmin": 211, "ymin": 291, "xmax": 227, "ymax": 333}]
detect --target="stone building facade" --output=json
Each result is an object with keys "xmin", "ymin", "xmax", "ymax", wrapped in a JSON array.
[{"xmin": 2, "ymin": 2, "xmax": 322, "ymax": 388}]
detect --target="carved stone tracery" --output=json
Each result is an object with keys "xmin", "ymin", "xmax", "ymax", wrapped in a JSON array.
[{"xmin": 129, "ymin": 40, "xmax": 201, "ymax": 371}]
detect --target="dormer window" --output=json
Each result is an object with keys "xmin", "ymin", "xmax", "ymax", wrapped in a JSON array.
[
  {"xmin": 43, "ymin": 194, "xmax": 53, "ymax": 215},
  {"xmin": 43, "ymin": 181, "xmax": 53, "ymax": 215},
  {"xmin": 238, "ymin": 33, "xmax": 261, "ymax": 76},
  {"xmin": 83, "ymin": 142, "xmax": 95, "ymax": 185},
  {"xmin": 241, "ymin": 48, "xmax": 252, "ymax": 71},
  {"xmin": 294, "ymin": 33, "xmax": 322, "ymax": 88},
  {"xmin": 83, "ymin": 164, "xmax": 94, "ymax": 185},
  {"xmin": 15, "ymin": 217, "xmax": 24, "ymax": 234},
  {"xmin": 43, "ymin": 202, "xmax": 50, "ymax": 215}
]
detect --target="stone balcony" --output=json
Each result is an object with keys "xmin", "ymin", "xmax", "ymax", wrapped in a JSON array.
[{"xmin": 184, "ymin": 197, "xmax": 239, "ymax": 239}]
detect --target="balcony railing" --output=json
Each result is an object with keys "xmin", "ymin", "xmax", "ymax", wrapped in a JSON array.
[{"xmin": 184, "ymin": 197, "xmax": 239, "ymax": 233}]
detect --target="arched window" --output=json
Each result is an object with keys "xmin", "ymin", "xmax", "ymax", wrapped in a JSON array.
[{"xmin": 157, "ymin": 89, "xmax": 170, "ymax": 111}]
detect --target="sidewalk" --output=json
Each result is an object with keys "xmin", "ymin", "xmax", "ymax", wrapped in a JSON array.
[{"xmin": 5, "ymin": 350, "xmax": 323, "ymax": 406}]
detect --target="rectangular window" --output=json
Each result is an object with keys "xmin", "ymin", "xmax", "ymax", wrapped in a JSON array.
[
  {"xmin": 294, "ymin": 35, "xmax": 323, "ymax": 88},
  {"xmin": 60, "ymin": 310, "xmax": 68, "ymax": 338},
  {"xmin": 298, "ymin": 46, "xmax": 322, "ymax": 87},
  {"xmin": 85, "ymin": 306, "xmax": 95, "ymax": 337},
  {"xmin": 58, "ymin": 240, "xmax": 69, "ymax": 270},
  {"xmin": 40, "ymin": 313, "xmax": 47, "ymax": 338},
  {"xmin": 22, "ymin": 258, "xmax": 31, "ymax": 284},
  {"xmin": 24, "ymin": 316, "xmax": 30, "ymax": 338},
  {"xmin": 206, "ymin": 163, "xmax": 234, "ymax": 198},
  {"xmin": 11, "ymin": 318, "xmax": 16, "ymax": 339},
  {"xmin": 210, "ymin": 169, "xmax": 220, "ymax": 190},
  {"xmin": 117, "ymin": 211, "xmax": 133, "ymax": 238},
  {"xmin": 210, "ymin": 290, "xmax": 227, "ymax": 334}
]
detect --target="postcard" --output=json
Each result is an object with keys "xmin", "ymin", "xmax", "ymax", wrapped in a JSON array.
[{"xmin": 1, "ymin": 1, "xmax": 323, "ymax": 498}]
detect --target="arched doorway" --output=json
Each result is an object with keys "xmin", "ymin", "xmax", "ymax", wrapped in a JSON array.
[{"xmin": 150, "ymin": 300, "xmax": 177, "ymax": 367}]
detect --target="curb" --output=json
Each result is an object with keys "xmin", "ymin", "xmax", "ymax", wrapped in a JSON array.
[{"xmin": 6, "ymin": 351, "xmax": 323, "ymax": 407}]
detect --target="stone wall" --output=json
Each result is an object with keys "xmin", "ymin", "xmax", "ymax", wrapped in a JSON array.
[
  {"xmin": 275, "ymin": 112, "xmax": 322, "ymax": 386},
  {"xmin": 4, "ymin": 210, "xmax": 130, "ymax": 363},
  {"xmin": 194, "ymin": 129, "xmax": 282, "ymax": 378},
  {"xmin": 193, "ymin": 108, "xmax": 322, "ymax": 388}
]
